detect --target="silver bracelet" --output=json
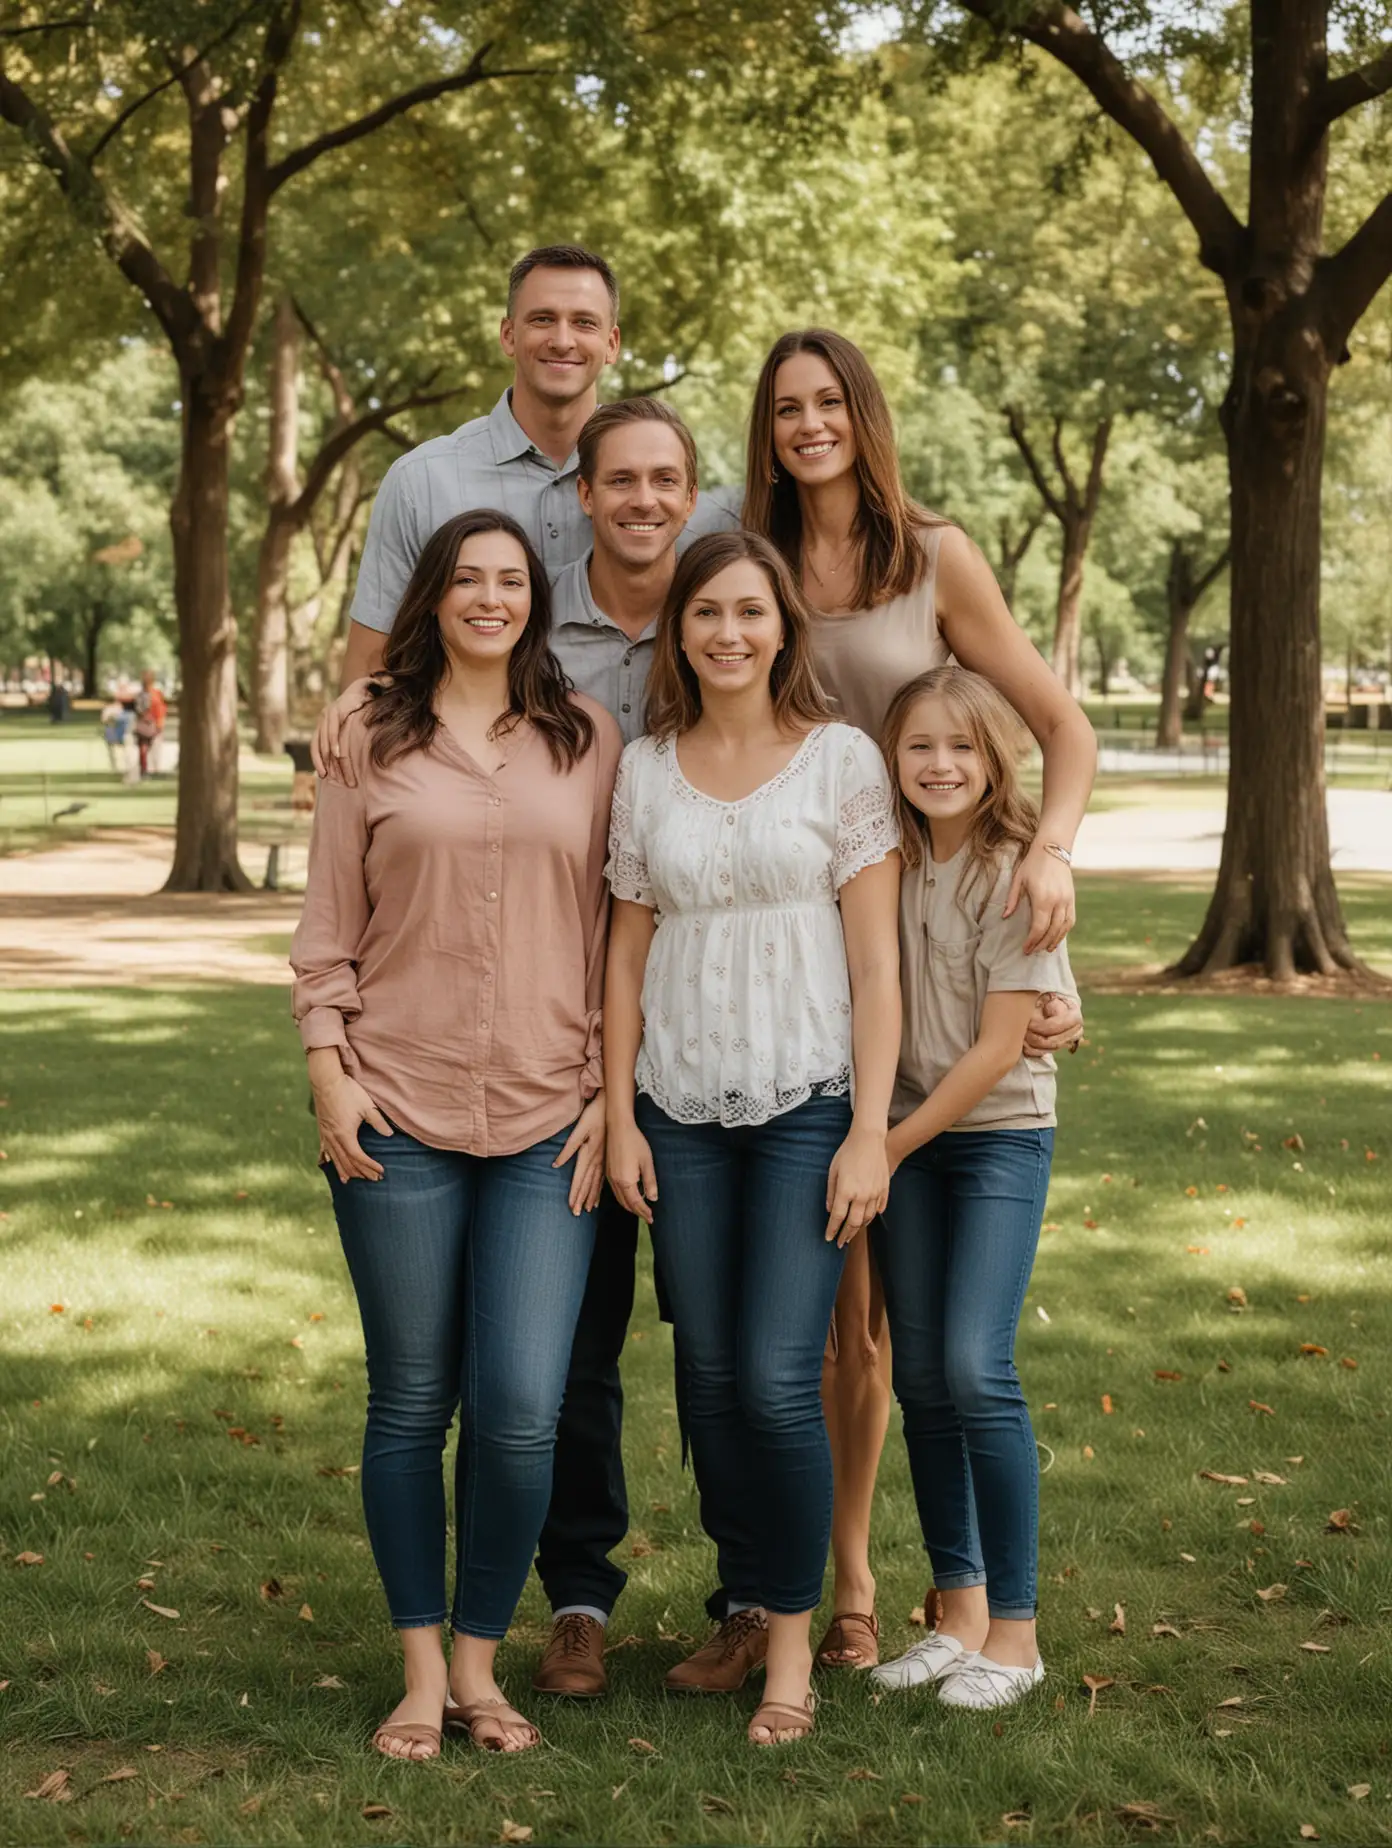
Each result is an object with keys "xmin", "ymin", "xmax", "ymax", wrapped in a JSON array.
[{"xmin": 1041, "ymin": 841, "xmax": 1073, "ymax": 867}]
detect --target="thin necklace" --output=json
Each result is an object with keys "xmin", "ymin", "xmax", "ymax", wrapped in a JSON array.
[{"xmin": 805, "ymin": 534, "xmax": 858, "ymax": 588}]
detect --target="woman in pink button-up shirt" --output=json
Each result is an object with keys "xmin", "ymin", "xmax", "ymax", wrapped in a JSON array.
[{"xmin": 291, "ymin": 508, "xmax": 621, "ymax": 1761}]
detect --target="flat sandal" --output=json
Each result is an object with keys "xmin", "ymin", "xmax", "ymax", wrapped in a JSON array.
[
  {"xmin": 446, "ymin": 1695, "xmax": 541, "ymax": 1753},
  {"xmin": 814, "ymin": 1609, "xmax": 879, "ymax": 1669},
  {"xmin": 371, "ymin": 1718, "xmax": 442, "ymax": 1761},
  {"xmin": 748, "ymin": 1693, "xmax": 816, "ymax": 1746}
]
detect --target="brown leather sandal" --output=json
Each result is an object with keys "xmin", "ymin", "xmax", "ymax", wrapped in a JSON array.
[
  {"xmin": 814, "ymin": 1610, "xmax": 879, "ymax": 1669},
  {"xmin": 371, "ymin": 1719, "xmax": 442, "ymax": 1761},
  {"xmin": 748, "ymin": 1694, "xmax": 816, "ymax": 1745},
  {"xmin": 446, "ymin": 1696, "xmax": 541, "ymax": 1753}
]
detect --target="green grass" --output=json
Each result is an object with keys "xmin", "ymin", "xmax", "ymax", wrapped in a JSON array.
[{"xmin": 1, "ymin": 885, "xmax": 1391, "ymax": 1845}]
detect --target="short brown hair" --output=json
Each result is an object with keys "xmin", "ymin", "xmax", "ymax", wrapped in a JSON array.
[
  {"xmin": 743, "ymin": 328, "xmax": 946, "ymax": 609},
  {"xmin": 577, "ymin": 397, "xmax": 699, "ymax": 489},
  {"xmin": 643, "ymin": 531, "xmax": 834, "ymax": 741},
  {"xmin": 507, "ymin": 244, "xmax": 620, "ymax": 318}
]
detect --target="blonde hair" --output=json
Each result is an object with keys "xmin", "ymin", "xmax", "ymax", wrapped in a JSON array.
[
  {"xmin": 643, "ymin": 530, "xmax": 833, "ymax": 740},
  {"xmin": 880, "ymin": 666, "xmax": 1037, "ymax": 911}
]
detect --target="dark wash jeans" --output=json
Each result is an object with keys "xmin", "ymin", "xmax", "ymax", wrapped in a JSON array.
[
  {"xmin": 534, "ymin": 1183, "xmax": 759, "ymax": 1621},
  {"xmin": 637, "ymin": 1091, "xmax": 851, "ymax": 1615},
  {"xmin": 327, "ymin": 1123, "xmax": 594, "ymax": 1639},
  {"xmin": 874, "ymin": 1127, "xmax": 1054, "ymax": 1621}
]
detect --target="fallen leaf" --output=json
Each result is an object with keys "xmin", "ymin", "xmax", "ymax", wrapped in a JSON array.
[
  {"xmin": 1283, "ymin": 1134, "xmax": 1305, "ymax": 1153},
  {"xmin": 1325, "ymin": 1508, "xmax": 1357, "ymax": 1533},
  {"xmin": 312, "ymin": 1675, "xmax": 345, "ymax": 1689},
  {"xmin": 141, "ymin": 1599, "xmax": 180, "ymax": 1620},
  {"xmin": 1255, "ymin": 1583, "xmax": 1287, "ymax": 1602},
  {"xmin": 908, "ymin": 1605, "xmax": 926, "ymax": 1626},
  {"xmin": 1349, "ymin": 1784, "xmax": 1371, "ymax": 1800},
  {"xmin": 1082, "ymin": 1672, "xmax": 1113, "ymax": 1717},
  {"xmin": 98, "ymin": 1768, "xmax": 139, "ymax": 1784},
  {"xmin": 1179, "ymin": 1552, "xmax": 1197, "ymax": 1563},
  {"xmin": 1116, "ymin": 1801, "xmax": 1175, "ymax": 1828},
  {"xmin": 361, "ymin": 1803, "xmax": 392, "ymax": 1821},
  {"xmin": 1082, "ymin": 1444, "xmax": 1095, "ymax": 1459},
  {"xmin": 260, "ymin": 1578, "xmax": 284, "ymax": 1602},
  {"xmin": 1249, "ymin": 1520, "xmax": 1266, "ymax": 1536},
  {"xmin": 1101, "ymin": 1394, "xmax": 1115, "ymax": 1414},
  {"xmin": 136, "ymin": 1576, "xmax": 156, "ymax": 1591},
  {"xmin": 1340, "ymin": 1356, "xmax": 1358, "ymax": 1370},
  {"xmin": 627, "ymin": 1737, "xmax": 658, "ymax": 1754},
  {"xmin": 1249, "ymin": 1400, "xmax": 1276, "ymax": 1416},
  {"xmin": 701, "ymin": 1796, "xmax": 736, "ymax": 1815},
  {"xmin": 13, "ymin": 1551, "xmax": 44, "ymax": 1568},
  {"xmin": 1286, "ymin": 1456, "xmax": 1305, "ymax": 1466},
  {"xmin": 1233, "ymin": 1217, "xmax": 1247, "ymax": 1228},
  {"xmin": 845, "ymin": 1769, "xmax": 882, "ymax": 1781},
  {"xmin": 499, "ymin": 1824, "xmax": 532, "ymax": 1845},
  {"xmin": 146, "ymin": 1651, "xmax": 166, "ymax": 1675},
  {"xmin": 24, "ymin": 1770, "xmax": 72, "ymax": 1801},
  {"xmin": 1200, "ymin": 1470, "xmax": 1249, "ymax": 1485},
  {"xmin": 1186, "ymin": 1185, "xmax": 1199, "ymax": 1197},
  {"xmin": 1154, "ymin": 1370, "xmax": 1183, "ymax": 1382},
  {"xmin": 1300, "ymin": 1827, "xmax": 1319, "ymax": 1841},
  {"xmin": 1227, "ymin": 1286, "xmax": 1248, "ymax": 1307},
  {"xmin": 1299, "ymin": 1642, "xmax": 1331, "ymax": 1654},
  {"xmin": 899, "ymin": 1793, "xmax": 925, "ymax": 1806},
  {"xmin": 1217, "ymin": 1696, "xmax": 1244, "ymax": 1708},
  {"xmin": 1253, "ymin": 1471, "xmax": 1287, "ymax": 1485},
  {"xmin": 238, "ymin": 1797, "xmax": 263, "ymax": 1815},
  {"xmin": 1152, "ymin": 1622, "xmax": 1181, "ymax": 1638},
  {"xmin": 298, "ymin": 1603, "xmax": 313, "ymax": 1621},
  {"xmin": 1109, "ymin": 1603, "xmax": 1126, "ymax": 1636},
  {"xmin": 289, "ymin": 1335, "xmax": 305, "ymax": 1350},
  {"xmin": 1298, "ymin": 1344, "xmax": 1328, "ymax": 1358},
  {"xmin": 1002, "ymin": 1812, "xmax": 1032, "ymax": 1827},
  {"xmin": 1217, "ymin": 1359, "xmax": 1232, "ymax": 1372}
]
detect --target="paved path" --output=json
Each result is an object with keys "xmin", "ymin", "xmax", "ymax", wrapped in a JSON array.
[{"xmin": 1075, "ymin": 787, "xmax": 1392, "ymax": 873}]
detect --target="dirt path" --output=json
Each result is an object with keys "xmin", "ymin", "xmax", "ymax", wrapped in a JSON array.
[{"xmin": 1, "ymin": 831, "xmax": 301, "ymax": 987}]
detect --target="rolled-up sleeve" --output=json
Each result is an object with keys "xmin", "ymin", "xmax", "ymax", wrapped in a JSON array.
[
  {"xmin": 581, "ymin": 712, "xmax": 624, "ymax": 1096},
  {"xmin": 348, "ymin": 458, "xmax": 419, "ymax": 635},
  {"xmin": 290, "ymin": 767, "xmax": 371, "ymax": 1054}
]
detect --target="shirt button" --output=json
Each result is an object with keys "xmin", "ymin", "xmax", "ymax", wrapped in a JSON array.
[
  {"xmin": 491, "ymin": 796, "xmax": 501, "ymax": 807},
  {"xmin": 483, "ymin": 973, "xmax": 493, "ymax": 984},
  {"xmin": 725, "ymin": 812, "xmax": 735, "ymax": 825},
  {"xmin": 548, "ymin": 525, "xmax": 558, "ymax": 538},
  {"xmin": 621, "ymin": 703, "xmax": 630, "ymax": 714},
  {"xmin": 724, "ymin": 897, "xmax": 734, "ymax": 908},
  {"xmin": 622, "ymin": 651, "xmax": 632, "ymax": 665},
  {"xmin": 490, "ymin": 841, "xmax": 499, "ymax": 852},
  {"xmin": 487, "ymin": 891, "xmax": 498, "ymax": 901}
]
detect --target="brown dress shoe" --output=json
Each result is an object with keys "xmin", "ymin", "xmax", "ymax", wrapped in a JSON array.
[
  {"xmin": 531, "ymin": 1612, "xmax": 609, "ymax": 1698},
  {"xmin": 664, "ymin": 1609, "xmax": 768, "ymax": 1694}
]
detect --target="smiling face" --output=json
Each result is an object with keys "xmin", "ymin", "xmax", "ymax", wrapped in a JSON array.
[
  {"xmin": 770, "ymin": 350, "xmax": 857, "ymax": 488},
  {"xmin": 436, "ymin": 530, "xmax": 532, "ymax": 675},
  {"xmin": 895, "ymin": 691, "xmax": 990, "ymax": 831},
  {"xmin": 579, "ymin": 420, "xmax": 696, "ymax": 568},
  {"xmin": 679, "ymin": 560, "xmax": 786, "ymax": 703},
  {"xmin": 500, "ymin": 265, "xmax": 621, "ymax": 408}
]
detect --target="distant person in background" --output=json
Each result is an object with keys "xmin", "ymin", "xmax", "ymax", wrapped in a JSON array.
[
  {"xmin": 100, "ymin": 695, "xmax": 131, "ymax": 773},
  {"xmin": 133, "ymin": 671, "xmax": 166, "ymax": 777},
  {"xmin": 47, "ymin": 679, "xmax": 71, "ymax": 724}
]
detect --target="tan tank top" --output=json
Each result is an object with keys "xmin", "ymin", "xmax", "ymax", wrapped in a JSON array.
[{"xmin": 806, "ymin": 526, "xmax": 951, "ymax": 743}]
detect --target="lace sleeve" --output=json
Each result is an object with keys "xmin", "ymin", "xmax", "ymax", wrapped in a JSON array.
[
  {"xmin": 604, "ymin": 746, "xmax": 656, "ymax": 907},
  {"xmin": 832, "ymin": 730, "xmax": 900, "ymax": 890}
]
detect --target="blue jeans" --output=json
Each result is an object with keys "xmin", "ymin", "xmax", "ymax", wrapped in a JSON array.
[
  {"xmin": 637, "ymin": 1092, "xmax": 850, "ymax": 1615},
  {"xmin": 874, "ymin": 1128, "xmax": 1054, "ymax": 1621},
  {"xmin": 326, "ymin": 1123, "xmax": 595, "ymax": 1638}
]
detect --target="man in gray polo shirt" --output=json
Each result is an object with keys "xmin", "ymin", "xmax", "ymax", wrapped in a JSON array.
[{"xmin": 336, "ymin": 241, "xmax": 734, "ymax": 691}]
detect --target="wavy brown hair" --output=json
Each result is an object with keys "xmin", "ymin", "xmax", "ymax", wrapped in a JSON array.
[
  {"xmin": 881, "ymin": 666, "xmax": 1037, "ymax": 911},
  {"xmin": 643, "ymin": 530, "xmax": 833, "ymax": 740},
  {"xmin": 743, "ymin": 328, "xmax": 947, "ymax": 610},
  {"xmin": 364, "ymin": 509, "xmax": 594, "ymax": 771}
]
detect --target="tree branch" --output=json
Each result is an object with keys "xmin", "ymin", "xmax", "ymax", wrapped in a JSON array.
[
  {"xmin": 1082, "ymin": 415, "xmax": 1112, "ymax": 518},
  {"xmin": 1194, "ymin": 544, "xmax": 1230, "ymax": 603},
  {"xmin": 1313, "ymin": 45, "xmax": 1392, "ymax": 133},
  {"xmin": 223, "ymin": 0, "xmax": 300, "ymax": 370},
  {"xmin": 0, "ymin": 18, "xmax": 92, "ymax": 38},
  {"xmin": 955, "ymin": 0, "xmax": 1244, "ymax": 277},
  {"xmin": 1321, "ymin": 189, "xmax": 1392, "ymax": 351},
  {"xmin": 266, "ymin": 42, "xmax": 554, "ymax": 193},
  {"xmin": 87, "ymin": 0, "xmax": 266, "ymax": 166},
  {"xmin": 1049, "ymin": 414, "xmax": 1079, "ymax": 506},
  {"xmin": 292, "ymin": 385, "xmax": 465, "ymax": 522},
  {"xmin": 0, "ymin": 65, "xmax": 193, "ymax": 348},
  {"xmin": 1004, "ymin": 404, "xmax": 1066, "ymax": 524}
]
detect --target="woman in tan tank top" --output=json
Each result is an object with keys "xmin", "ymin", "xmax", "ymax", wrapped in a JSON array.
[{"xmin": 743, "ymin": 329, "xmax": 1097, "ymax": 1672}]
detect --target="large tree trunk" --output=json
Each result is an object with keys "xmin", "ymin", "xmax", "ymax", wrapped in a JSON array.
[
  {"xmin": 251, "ymin": 296, "xmax": 300, "ymax": 756},
  {"xmin": 1172, "ymin": 325, "xmax": 1354, "ymax": 977},
  {"xmin": 1051, "ymin": 515, "xmax": 1088, "ymax": 697},
  {"xmin": 166, "ymin": 377, "xmax": 251, "ymax": 893},
  {"xmin": 81, "ymin": 602, "xmax": 108, "ymax": 699},
  {"xmin": 1156, "ymin": 574, "xmax": 1190, "ymax": 748}
]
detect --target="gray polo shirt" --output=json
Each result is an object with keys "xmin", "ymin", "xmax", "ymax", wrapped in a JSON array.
[
  {"xmin": 350, "ymin": 389, "xmax": 740, "ymax": 635},
  {"xmin": 550, "ymin": 553, "xmax": 656, "ymax": 746}
]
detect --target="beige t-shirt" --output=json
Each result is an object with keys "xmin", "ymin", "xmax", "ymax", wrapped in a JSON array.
[
  {"xmin": 806, "ymin": 526, "xmax": 951, "ymax": 741},
  {"xmin": 892, "ymin": 844, "xmax": 1075, "ymax": 1132}
]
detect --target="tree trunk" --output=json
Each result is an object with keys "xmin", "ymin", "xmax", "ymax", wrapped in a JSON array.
[
  {"xmin": 1051, "ymin": 515, "xmax": 1088, "ymax": 698},
  {"xmin": 81, "ymin": 602, "xmax": 108, "ymax": 698},
  {"xmin": 251, "ymin": 296, "xmax": 300, "ymax": 755},
  {"xmin": 165, "ymin": 376, "xmax": 250, "ymax": 893},
  {"xmin": 1172, "ymin": 321, "xmax": 1355, "ymax": 978},
  {"xmin": 1157, "ymin": 540, "xmax": 1193, "ymax": 748}
]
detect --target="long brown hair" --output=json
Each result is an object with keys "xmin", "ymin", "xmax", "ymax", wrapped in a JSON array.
[
  {"xmin": 743, "ymin": 328, "xmax": 946, "ymax": 610},
  {"xmin": 364, "ymin": 509, "xmax": 594, "ymax": 771},
  {"xmin": 880, "ymin": 666, "xmax": 1037, "ymax": 912},
  {"xmin": 643, "ymin": 530, "xmax": 833, "ymax": 740}
]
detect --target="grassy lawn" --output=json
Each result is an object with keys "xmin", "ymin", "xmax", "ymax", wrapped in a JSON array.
[{"xmin": 1, "ymin": 884, "xmax": 1391, "ymax": 1846}]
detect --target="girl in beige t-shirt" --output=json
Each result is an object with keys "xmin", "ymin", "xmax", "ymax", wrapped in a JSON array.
[{"xmin": 869, "ymin": 666, "xmax": 1073, "ymax": 1713}]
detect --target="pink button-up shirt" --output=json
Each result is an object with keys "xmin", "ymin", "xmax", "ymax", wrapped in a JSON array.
[{"xmin": 290, "ymin": 694, "xmax": 621, "ymax": 1156}]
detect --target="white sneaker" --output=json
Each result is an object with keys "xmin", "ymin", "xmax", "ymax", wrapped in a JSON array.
[
  {"xmin": 936, "ymin": 1653, "xmax": 1045, "ymax": 1710},
  {"xmin": 869, "ymin": 1630, "xmax": 973, "ymax": 1691}
]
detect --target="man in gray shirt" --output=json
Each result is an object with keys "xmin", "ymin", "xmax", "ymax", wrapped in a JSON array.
[{"xmin": 336, "ymin": 241, "xmax": 735, "ymax": 691}]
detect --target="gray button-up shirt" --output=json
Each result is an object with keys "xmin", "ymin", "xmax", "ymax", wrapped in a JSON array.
[
  {"xmin": 350, "ymin": 390, "xmax": 741, "ymax": 636},
  {"xmin": 550, "ymin": 553, "xmax": 657, "ymax": 746}
]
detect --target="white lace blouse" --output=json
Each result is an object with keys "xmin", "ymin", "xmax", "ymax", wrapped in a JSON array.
[{"xmin": 605, "ymin": 722, "xmax": 899, "ymax": 1128}]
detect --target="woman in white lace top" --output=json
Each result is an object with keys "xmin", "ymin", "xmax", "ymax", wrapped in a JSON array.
[{"xmin": 604, "ymin": 531, "xmax": 902, "ymax": 1746}]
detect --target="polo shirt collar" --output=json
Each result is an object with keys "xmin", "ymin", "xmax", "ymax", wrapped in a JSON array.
[
  {"xmin": 556, "ymin": 550, "xmax": 660, "ymax": 642},
  {"xmin": 487, "ymin": 389, "xmax": 580, "ymax": 476}
]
